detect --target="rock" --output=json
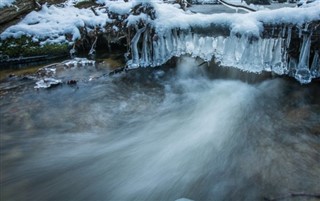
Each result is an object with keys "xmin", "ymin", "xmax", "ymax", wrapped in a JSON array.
[
  {"xmin": 67, "ymin": 80, "xmax": 77, "ymax": 85},
  {"xmin": 34, "ymin": 78, "xmax": 62, "ymax": 89}
]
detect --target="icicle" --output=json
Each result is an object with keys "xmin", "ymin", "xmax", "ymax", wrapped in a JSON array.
[
  {"xmin": 172, "ymin": 29, "xmax": 179, "ymax": 56},
  {"xmin": 303, "ymin": 23, "xmax": 310, "ymax": 32},
  {"xmin": 262, "ymin": 39, "xmax": 273, "ymax": 71},
  {"xmin": 177, "ymin": 30, "xmax": 185, "ymax": 54},
  {"xmin": 310, "ymin": 51, "xmax": 320, "ymax": 78},
  {"xmin": 295, "ymin": 32, "xmax": 312, "ymax": 84},
  {"xmin": 152, "ymin": 38, "xmax": 160, "ymax": 66},
  {"xmin": 271, "ymin": 38, "xmax": 285, "ymax": 75},
  {"xmin": 215, "ymin": 36, "xmax": 225, "ymax": 56},
  {"xmin": 286, "ymin": 26, "xmax": 292, "ymax": 49},
  {"xmin": 298, "ymin": 26, "xmax": 303, "ymax": 38},
  {"xmin": 159, "ymin": 35, "xmax": 166, "ymax": 64},
  {"xmin": 70, "ymin": 44, "xmax": 76, "ymax": 58},
  {"xmin": 202, "ymin": 36, "xmax": 214, "ymax": 61},
  {"xmin": 141, "ymin": 27, "xmax": 150, "ymax": 67},
  {"xmin": 130, "ymin": 26, "xmax": 146, "ymax": 68},
  {"xmin": 192, "ymin": 34, "xmax": 200, "ymax": 56},
  {"xmin": 281, "ymin": 25, "xmax": 286, "ymax": 38},
  {"xmin": 288, "ymin": 57, "xmax": 298, "ymax": 76},
  {"xmin": 223, "ymin": 35, "xmax": 237, "ymax": 65},
  {"xmin": 88, "ymin": 36, "xmax": 98, "ymax": 59},
  {"xmin": 185, "ymin": 32, "xmax": 194, "ymax": 55},
  {"xmin": 165, "ymin": 30, "xmax": 174, "ymax": 58}
]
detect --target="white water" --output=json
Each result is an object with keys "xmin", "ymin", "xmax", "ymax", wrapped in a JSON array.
[{"xmin": 1, "ymin": 57, "xmax": 320, "ymax": 201}]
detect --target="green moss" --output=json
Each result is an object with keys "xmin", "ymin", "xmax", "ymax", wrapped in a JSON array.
[{"xmin": 0, "ymin": 36, "xmax": 69, "ymax": 58}]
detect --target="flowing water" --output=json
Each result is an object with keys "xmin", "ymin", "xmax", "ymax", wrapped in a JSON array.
[{"xmin": 1, "ymin": 57, "xmax": 320, "ymax": 201}]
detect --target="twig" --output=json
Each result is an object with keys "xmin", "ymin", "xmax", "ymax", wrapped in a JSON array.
[{"xmin": 90, "ymin": 7, "xmax": 99, "ymax": 16}]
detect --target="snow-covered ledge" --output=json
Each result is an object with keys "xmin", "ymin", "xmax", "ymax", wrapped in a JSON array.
[{"xmin": 125, "ymin": 0, "xmax": 320, "ymax": 84}]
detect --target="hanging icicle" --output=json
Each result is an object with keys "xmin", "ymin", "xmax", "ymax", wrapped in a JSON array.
[
  {"xmin": 294, "ymin": 31, "xmax": 312, "ymax": 84},
  {"xmin": 128, "ymin": 26, "xmax": 146, "ymax": 69}
]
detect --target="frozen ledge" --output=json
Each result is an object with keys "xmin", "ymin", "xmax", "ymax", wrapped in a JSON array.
[
  {"xmin": 125, "ymin": 2, "xmax": 320, "ymax": 84},
  {"xmin": 1, "ymin": 1, "xmax": 319, "ymax": 83}
]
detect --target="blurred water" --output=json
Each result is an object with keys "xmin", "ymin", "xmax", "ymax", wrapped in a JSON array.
[{"xmin": 1, "ymin": 57, "xmax": 320, "ymax": 201}]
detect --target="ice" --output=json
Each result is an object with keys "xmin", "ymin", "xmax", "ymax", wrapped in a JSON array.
[
  {"xmin": 34, "ymin": 78, "xmax": 62, "ymax": 89},
  {"xmin": 1, "ymin": 0, "xmax": 319, "ymax": 83},
  {"xmin": 63, "ymin": 57, "xmax": 96, "ymax": 67},
  {"xmin": 295, "ymin": 32, "xmax": 312, "ymax": 84},
  {"xmin": 310, "ymin": 51, "xmax": 319, "ymax": 78},
  {"xmin": 130, "ymin": 26, "xmax": 147, "ymax": 68},
  {"xmin": 128, "ymin": 29, "xmax": 288, "ymax": 75}
]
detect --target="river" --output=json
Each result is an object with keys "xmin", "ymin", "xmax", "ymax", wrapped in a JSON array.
[{"xmin": 1, "ymin": 57, "xmax": 319, "ymax": 201}]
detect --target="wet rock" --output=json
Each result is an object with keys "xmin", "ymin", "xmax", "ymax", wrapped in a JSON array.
[
  {"xmin": 34, "ymin": 78, "xmax": 62, "ymax": 89},
  {"xmin": 67, "ymin": 80, "xmax": 77, "ymax": 85},
  {"xmin": 63, "ymin": 57, "xmax": 95, "ymax": 68}
]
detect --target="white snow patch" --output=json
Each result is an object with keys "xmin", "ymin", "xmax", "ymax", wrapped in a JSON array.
[
  {"xmin": 152, "ymin": 2, "xmax": 320, "ymax": 36},
  {"xmin": 34, "ymin": 78, "xmax": 62, "ymax": 89},
  {"xmin": 1, "ymin": 0, "xmax": 319, "ymax": 43},
  {"xmin": 0, "ymin": 0, "xmax": 15, "ymax": 8},
  {"xmin": 1, "ymin": 4, "xmax": 111, "ymax": 43}
]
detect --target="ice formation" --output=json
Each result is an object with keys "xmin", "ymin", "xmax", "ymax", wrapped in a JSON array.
[
  {"xmin": 124, "ymin": 1, "xmax": 320, "ymax": 84},
  {"xmin": 127, "ymin": 30, "xmax": 286, "ymax": 72},
  {"xmin": 34, "ymin": 78, "xmax": 62, "ymax": 89},
  {"xmin": 126, "ymin": 25, "xmax": 319, "ymax": 84},
  {"xmin": 1, "ymin": 0, "xmax": 319, "ymax": 83}
]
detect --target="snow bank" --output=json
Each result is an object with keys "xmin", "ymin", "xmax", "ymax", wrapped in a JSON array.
[
  {"xmin": 1, "ymin": 0, "xmax": 319, "ymax": 43},
  {"xmin": 153, "ymin": 2, "xmax": 320, "ymax": 36},
  {"xmin": 1, "ymin": 4, "xmax": 111, "ymax": 44},
  {"xmin": 0, "ymin": 0, "xmax": 15, "ymax": 8}
]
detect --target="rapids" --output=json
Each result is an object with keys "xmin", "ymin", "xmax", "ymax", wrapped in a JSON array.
[{"xmin": 1, "ymin": 57, "xmax": 319, "ymax": 201}]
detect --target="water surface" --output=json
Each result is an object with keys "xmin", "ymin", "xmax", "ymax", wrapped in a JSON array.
[{"xmin": 1, "ymin": 57, "xmax": 319, "ymax": 201}]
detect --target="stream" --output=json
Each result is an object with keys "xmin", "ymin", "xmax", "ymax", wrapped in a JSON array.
[{"xmin": 1, "ymin": 57, "xmax": 320, "ymax": 201}]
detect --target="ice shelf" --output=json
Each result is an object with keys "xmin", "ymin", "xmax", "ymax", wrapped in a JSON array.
[{"xmin": 127, "ymin": 26, "xmax": 319, "ymax": 84}]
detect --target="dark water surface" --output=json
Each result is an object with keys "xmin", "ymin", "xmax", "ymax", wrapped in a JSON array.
[{"xmin": 1, "ymin": 57, "xmax": 320, "ymax": 201}]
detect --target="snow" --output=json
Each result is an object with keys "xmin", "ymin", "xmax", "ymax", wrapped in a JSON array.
[
  {"xmin": 0, "ymin": 0, "xmax": 15, "ymax": 8},
  {"xmin": 1, "ymin": 4, "xmax": 111, "ymax": 44},
  {"xmin": 1, "ymin": 0, "xmax": 319, "ymax": 83},
  {"xmin": 34, "ymin": 78, "xmax": 62, "ymax": 89},
  {"xmin": 152, "ymin": 2, "xmax": 320, "ymax": 36},
  {"xmin": 97, "ymin": 0, "xmax": 132, "ymax": 14},
  {"xmin": 1, "ymin": 0, "xmax": 319, "ymax": 42}
]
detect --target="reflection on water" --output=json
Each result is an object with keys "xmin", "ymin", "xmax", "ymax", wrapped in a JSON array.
[{"xmin": 1, "ymin": 57, "xmax": 320, "ymax": 201}]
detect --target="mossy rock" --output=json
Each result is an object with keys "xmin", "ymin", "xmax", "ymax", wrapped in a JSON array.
[{"xmin": 0, "ymin": 36, "xmax": 69, "ymax": 58}]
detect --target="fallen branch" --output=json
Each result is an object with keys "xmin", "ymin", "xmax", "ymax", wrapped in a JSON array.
[{"xmin": 264, "ymin": 192, "xmax": 320, "ymax": 201}]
